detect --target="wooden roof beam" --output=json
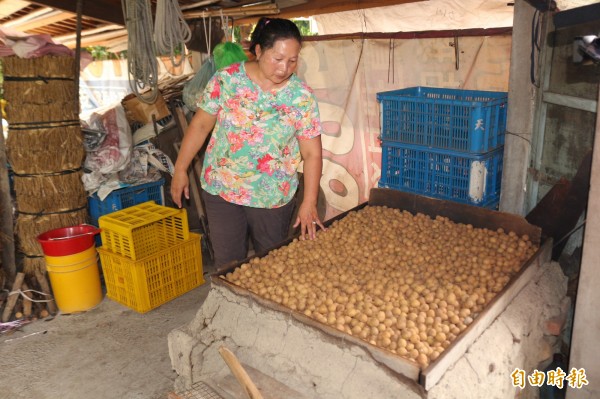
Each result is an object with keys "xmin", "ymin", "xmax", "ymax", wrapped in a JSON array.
[
  {"xmin": 8, "ymin": 9, "xmax": 74, "ymax": 32},
  {"xmin": 0, "ymin": 0, "xmax": 31, "ymax": 19},
  {"xmin": 184, "ymin": 3, "xmax": 279, "ymax": 19},
  {"xmin": 3, "ymin": 6, "xmax": 54, "ymax": 28},
  {"xmin": 278, "ymin": 0, "xmax": 425, "ymax": 18},
  {"xmin": 31, "ymin": 0, "xmax": 124, "ymax": 25},
  {"xmin": 54, "ymin": 24, "xmax": 123, "ymax": 42},
  {"xmin": 58, "ymin": 28, "xmax": 128, "ymax": 48},
  {"xmin": 236, "ymin": 0, "xmax": 425, "ymax": 24}
]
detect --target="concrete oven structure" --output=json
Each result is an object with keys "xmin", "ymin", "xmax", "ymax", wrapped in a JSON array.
[{"xmin": 168, "ymin": 189, "xmax": 567, "ymax": 398}]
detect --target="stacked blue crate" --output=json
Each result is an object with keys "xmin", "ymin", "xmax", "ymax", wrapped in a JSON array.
[
  {"xmin": 88, "ymin": 179, "xmax": 165, "ymax": 226},
  {"xmin": 88, "ymin": 178, "xmax": 165, "ymax": 244},
  {"xmin": 377, "ymin": 87, "xmax": 507, "ymax": 208}
]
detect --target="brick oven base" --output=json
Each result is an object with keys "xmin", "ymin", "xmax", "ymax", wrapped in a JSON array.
[{"xmin": 168, "ymin": 261, "xmax": 567, "ymax": 399}]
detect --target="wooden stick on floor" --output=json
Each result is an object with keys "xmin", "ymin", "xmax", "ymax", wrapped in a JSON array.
[{"xmin": 219, "ymin": 346, "xmax": 264, "ymax": 399}]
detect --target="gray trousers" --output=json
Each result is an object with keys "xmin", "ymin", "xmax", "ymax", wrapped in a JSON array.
[{"xmin": 201, "ymin": 190, "xmax": 296, "ymax": 268}]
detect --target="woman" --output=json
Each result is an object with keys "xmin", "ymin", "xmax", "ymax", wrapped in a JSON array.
[{"xmin": 171, "ymin": 17, "xmax": 325, "ymax": 267}]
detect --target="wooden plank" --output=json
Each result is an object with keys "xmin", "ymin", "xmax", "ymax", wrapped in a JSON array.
[
  {"xmin": 543, "ymin": 91, "xmax": 598, "ymax": 113},
  {"xmin": 420, "ymin": 239, "xmax": 553, "ymax": 390}
]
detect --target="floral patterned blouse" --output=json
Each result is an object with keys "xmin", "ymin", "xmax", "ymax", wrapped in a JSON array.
[{"xmin": 197, "ymin": 62, "xmax": 322, "ymax": 209}]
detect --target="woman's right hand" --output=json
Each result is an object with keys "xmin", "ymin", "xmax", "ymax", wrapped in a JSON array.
[{"xmin": 170, "ymin": 170, "xmax": 190, "ymax": 208}]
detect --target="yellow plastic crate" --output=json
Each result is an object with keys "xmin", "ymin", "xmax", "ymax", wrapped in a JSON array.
[
  {"xmin": 98, "ymin": 201, "xmax": 189, "ymax": 260},
  {"xmin": 98, "ymin": 233, "xmax": 204, "ymax": 313}
]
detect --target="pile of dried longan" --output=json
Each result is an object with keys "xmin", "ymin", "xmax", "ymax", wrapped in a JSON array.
[{"xmin": 224, "ymin": 206, "xmax": 538, "ymax": 368}]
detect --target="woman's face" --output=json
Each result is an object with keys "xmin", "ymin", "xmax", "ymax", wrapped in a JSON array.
[{"xmin": 256, "ymin": 38, "xmax": 301, "ymax": 85}]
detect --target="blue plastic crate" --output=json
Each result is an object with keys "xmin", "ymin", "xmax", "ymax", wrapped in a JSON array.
[
  {"xmin": 88, "ymin": 178, "xmax": 165, "ymax": 226},
  {"xmin": 379, "ymin": 143, "xmax": 503, "ymax": 208},
  {"xmin": 377, "ymin": 87, "xmax": 508, "ymax": 153}
]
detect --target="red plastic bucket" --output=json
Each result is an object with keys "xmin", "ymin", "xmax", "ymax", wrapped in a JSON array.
[{"xmin": 37, "ymin": 224, "xmax": 102, "ymax": 256}]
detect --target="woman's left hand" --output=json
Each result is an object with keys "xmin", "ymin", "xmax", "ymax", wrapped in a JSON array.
[{"xmin": 293, "ymin": 201, "xmax": 326, "ymax": 240}]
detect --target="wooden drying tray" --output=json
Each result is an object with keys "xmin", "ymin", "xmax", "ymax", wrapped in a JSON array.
[{"xmin": 211, "ymin": 188, "xmax": 550, "ymax": 390}]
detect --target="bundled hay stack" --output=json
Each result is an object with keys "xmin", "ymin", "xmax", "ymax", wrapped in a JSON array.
[
  {"xmin": 2, "ymin": 55, "xmax": 87, "ymax": 316},
  {"xmin": 7, "ymin": 123, "xmax": 84, "ymax": 173},
  {"xmin": 2, "ymin": 56, "xmax": 80, "ymax": 125},
  {"xmin": 13, "ymin": 170, "xmax": 87, "ymax": 214}
]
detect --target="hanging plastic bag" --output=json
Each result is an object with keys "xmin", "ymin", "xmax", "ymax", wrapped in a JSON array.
[
  {"xmin": 213, "ymin": 42, "xmax": 248, "ymax": 70},
  {"xmin": 182, "ymin": 56, "xmax": 216, "ymax": 111}
]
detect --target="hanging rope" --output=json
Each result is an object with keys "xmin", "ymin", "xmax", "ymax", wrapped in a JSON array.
[
  {"xmin": 219, "ymin": 9, "xmax": 232, "ymax": 42},
  {"xmin": 122, "ymin": 0, "xmax": 159, "ymax": 104},
  {"xmin": 155, "ymin": 0, "xmax": 192, "ymax": 68},
  {"xmin": 203, "ymin": 16, "xmax": 212, "ymax": 57}
]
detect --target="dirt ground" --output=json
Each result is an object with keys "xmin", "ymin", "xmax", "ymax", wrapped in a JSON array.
[{"xmin": 0, "ymin": 276, "xmax": 212, "ymax": 399}]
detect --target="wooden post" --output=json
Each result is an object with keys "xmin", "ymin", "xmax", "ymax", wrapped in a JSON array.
[
  {"xmin": 2, "ymin": 272, "xmax": 25, "ymax": 322},
  {"xmin": 34, "ymin": 269, "xmax": 58, "ymax": 314},
  {"xmin": 21, "ymin": 282, "xmax": 33, "ymax": 317},
  {"xmin": 74, "ymin": 0, "xmax": 83, "ymax": 109},
  {"xmin": 0, "ymin": 116, "xmax": 16, "ymax": 285}
]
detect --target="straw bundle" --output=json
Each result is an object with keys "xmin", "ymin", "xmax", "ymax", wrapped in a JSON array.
[
  {"xmin": 13, "ymin": 171, "xmax": 86, "ymax": 214},
  {"xmin": 15, "ymin": 209, "xmax": 88, "ymax": 258},
  {"xmin": 5, "ymin": 101, "xmax": 78, "ymax": 124},
  {"xmin": 7, "ymin": 124, "xmax": 84, "ymax": 174},
  {"xmin": 1, "ymin": 55, "xmax": 76, "ymax": 79},
  {"xmin": 23, "ymin": 257, "xmax": 46, "ymax": 275},
  {"xmin": 2, "ymin": 55, "xmax": 87, "ymax": 277},
  {"xmin": 2, "ymin": 79, "xmax": 77, "ymax": 104}
]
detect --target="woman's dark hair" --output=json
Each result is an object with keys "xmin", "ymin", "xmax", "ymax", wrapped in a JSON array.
[{"xmin": 249, "ymin": 18, "xmax": 302, "ymax": 56}]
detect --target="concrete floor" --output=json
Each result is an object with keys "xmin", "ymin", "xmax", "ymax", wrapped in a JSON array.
[{"xmin": 0, "ymin": 265, "xmax": 214, "ymax": 399}]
